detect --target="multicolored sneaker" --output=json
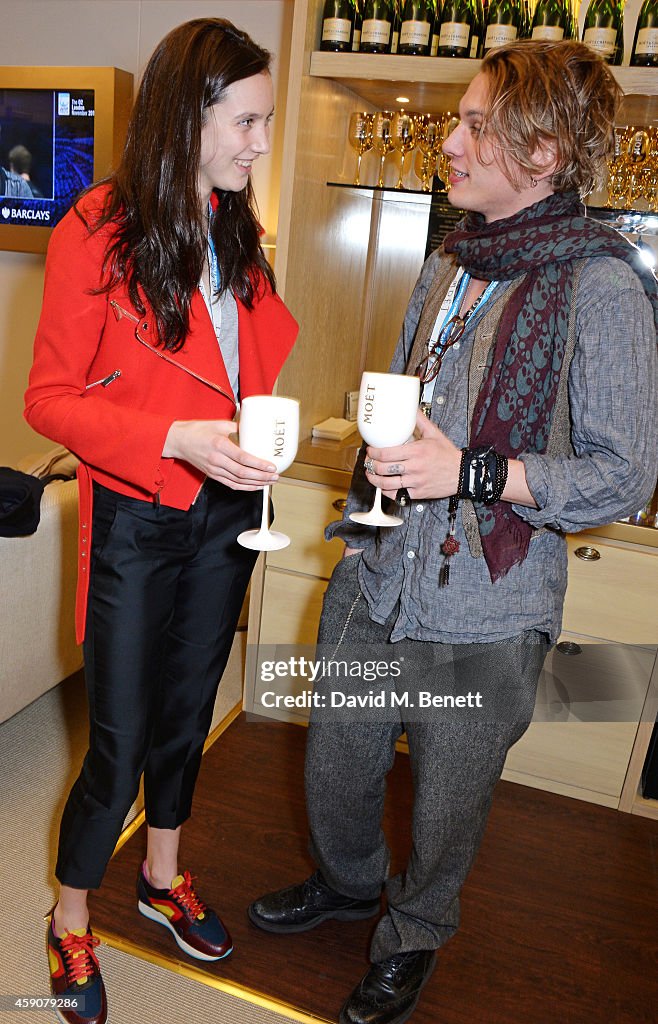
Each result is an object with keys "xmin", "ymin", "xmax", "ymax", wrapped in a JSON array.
[
  {"xmin": 47, "ymin": 918, "xmax": 107, "ymax": 1024},
  {"xmin": 137, "ymin": 865, "xmax": 232, "ymax": 961}
]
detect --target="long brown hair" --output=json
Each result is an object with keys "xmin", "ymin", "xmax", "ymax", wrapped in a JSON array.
[{"xmin": 81, "ymin": 18, "xmax": 276, "ymax": 351}]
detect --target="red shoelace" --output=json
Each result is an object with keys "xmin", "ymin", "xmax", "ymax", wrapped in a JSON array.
[
  {"xmin": 170, "ymin": 871, "xmax": 208, "ymax": 920},
  {"xmin": 59, "ymin": 930, "xmax": 101, "ymax": 985}
]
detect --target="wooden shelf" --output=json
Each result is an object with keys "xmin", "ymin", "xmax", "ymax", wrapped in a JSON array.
[
  {"xmin": 326, "ymin": 181, "xmax": 437, "ymax": 203},
  {"xmin": 310, "ymin": 52, "xmax": 476, "ymax": 111},
  {"xmin": 310, "ymin": 51, "xmax": 658, "ymax": 115}
]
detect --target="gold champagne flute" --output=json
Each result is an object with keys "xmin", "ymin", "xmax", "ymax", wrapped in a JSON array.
[
  {"xmin": 627, "ymin": 128, "xmax": 651, "ymax": 209},
  {"xmin": 647, "ymin": 126, "xmax": 658, "ymax": 212},
  {"xmin": 347, "ymin": 111, "xmax": 374, "ymax": 187},
  {"xmin": 437, "ymin": 112, "xmax": 459, "ymax": 191},
  {"xmin": 416, "ymin": 115, "xmax": 441, "ymax": 191},
  {"xmin": 605, "ymin": 125, "xmax": 626, "ymax": 209},
  {"xmin": 392, "ymin": 111, "xmax": 416, "ymax": 189},
  {"xmin": 373, "ymin": 110, "xmax": 395, "ymax": 189}
]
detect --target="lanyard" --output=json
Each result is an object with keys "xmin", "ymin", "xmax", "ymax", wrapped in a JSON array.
[
  {"xmin": 422, "ymin": 271, "xmax": 498, "ymax": 404},
  {"xmin": 207, "ymin": 208, "xmax": 220, "ymax": 294},
  {"xmin": 201, "ymin": 204, "xmax": 222, "ymax": 338}
]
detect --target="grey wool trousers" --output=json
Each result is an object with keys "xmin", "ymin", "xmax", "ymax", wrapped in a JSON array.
[{"xmin": 305, "ymin": 555, "xmax": 549, "ymax": 962}]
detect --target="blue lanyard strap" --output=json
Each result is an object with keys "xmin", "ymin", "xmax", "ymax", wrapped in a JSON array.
[
  {"xmin": 207, "ymin": 202, "xmax": 220, "ymax": 293},
  {"xmin": 437, "ymin": 273, "xmax": 499, "ymax": 353},
  {"xmin": 435, "ymin": 271, "xmax": 471, "ymax": 353}
]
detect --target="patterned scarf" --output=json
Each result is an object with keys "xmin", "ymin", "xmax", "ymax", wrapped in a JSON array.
[{"xmin": 442, "ymin": 190, "xmax": 658, "ymax": 582}]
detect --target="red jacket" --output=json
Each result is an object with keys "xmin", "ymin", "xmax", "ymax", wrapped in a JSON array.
[{"xmin": 25, "ymin": 187, "xmax": 298, "ymax": 641}]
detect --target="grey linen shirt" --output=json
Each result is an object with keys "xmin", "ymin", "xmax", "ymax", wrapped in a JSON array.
[{"xmin": 326, "ymin": 252, "xmax": 658, "ymax": 644}]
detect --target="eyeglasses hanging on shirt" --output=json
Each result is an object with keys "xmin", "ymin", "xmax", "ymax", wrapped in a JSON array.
[{"xmin": 415, "ymin": 272, "xmax": 499, "ymax": 413}]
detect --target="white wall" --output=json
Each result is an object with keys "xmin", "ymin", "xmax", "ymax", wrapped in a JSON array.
[{"xmin": 0, "ymin": 0, "xmax": 293, "ymax": 463}]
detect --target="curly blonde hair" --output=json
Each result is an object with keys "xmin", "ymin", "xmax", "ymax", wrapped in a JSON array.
[{"xmin": 479, "ymin": 40, "xmax": 622, "ymax": 196}]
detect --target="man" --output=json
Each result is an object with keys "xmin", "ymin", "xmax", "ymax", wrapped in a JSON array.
[
  {"xmin": 249, "ymin": 41, "xmax": 658, "ymax": 1024},
  {"xmin": 8, "ymin": 144, "xmax": 42, "ymax": 196},
  {"xmin": 0, "ymin": 127, "xmax": 33, "ymax": 198},
  {"xmin": 0, "ymin": 161, "xmax": 33, "ymax": 197}
]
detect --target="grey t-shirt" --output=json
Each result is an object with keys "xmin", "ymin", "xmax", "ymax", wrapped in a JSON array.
[{"xmin": 200, "ymin": 280, "xmax": 240, "ymax": 402}]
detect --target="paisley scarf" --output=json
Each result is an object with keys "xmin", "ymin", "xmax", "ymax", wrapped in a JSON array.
[{"xmin": 442, "ymin": 190, "xmax": 658, "ymax": 582}]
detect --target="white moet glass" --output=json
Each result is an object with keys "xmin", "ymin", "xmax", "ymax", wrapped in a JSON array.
[
  {"xmin": 237, "ymin": 395, "xmax": 300, "ymax": 551},
  {"xmin": 350, "ymin": 371, "xmax": 420, "ymax": 528}
]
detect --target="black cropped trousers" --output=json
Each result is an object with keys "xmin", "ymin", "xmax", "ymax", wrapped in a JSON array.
[{"xmin": 56, "ymin": 480, "xmax": 259, "ymax": 890}]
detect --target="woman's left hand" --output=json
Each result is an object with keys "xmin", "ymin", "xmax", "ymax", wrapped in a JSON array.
[{"xmin": 365, "ymin": 409, "xmax": 461, "ymax": 501}]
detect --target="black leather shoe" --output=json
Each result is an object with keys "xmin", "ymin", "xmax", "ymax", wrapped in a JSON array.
[
  {"xmin": 248, "ymin": 871, "xmax": 380, "ymax": 933},
  {"xmin": 339, "ymin": 950, "xmax": 437, "ymax": 1024}
]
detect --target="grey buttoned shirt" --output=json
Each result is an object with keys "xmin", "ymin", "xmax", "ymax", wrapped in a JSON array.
[{"xmin": 327, "ymin": 253, "xmax": 657, "ymax": 643}]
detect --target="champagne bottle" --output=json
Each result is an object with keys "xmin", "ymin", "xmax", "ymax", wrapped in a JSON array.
[
  {"xmin": 320, "ymin": 0, "xmax": 355, "ymax": 51},
  {"xmin": 631, "ymin": 0, "xmax": 658, "ymax": 66},
  {"xmin": 391, "ymin": 0, "xmax": 402, "ymax": 51},
  {"xmin": 520, "ymin": 0, "xmax": 532, "ymax": 37},
  {"xmin": 399, "ymin": 0, "xmax": 435, "ymax": 54},
  {"xmin": 352, "ymin": 0, "xmax": 363, "ymax": 49},
  {"xmin": 360, "ymin": 0, "xmax": 395, "ymax": 52},
  {"xmin": 438, "ymin": 0, "xmax": 475, "ymax": 56},
  {"xmin": 430, "ymin": 0, "xmax": 442, "ymax": 54},
  {"xmin": 471, "ymin": 0, "xmax": 485, "ymax": 56},
  {"xmin": 582, "ymin": 0, "xmax": 623, "ymax": 64},
  {"xmin": 531, "ymin": 0, "xmax": 567, "ymax": 40},
  {"xmin": 483, "ymin": 0, "xmax": 521, "ymax": 53}
]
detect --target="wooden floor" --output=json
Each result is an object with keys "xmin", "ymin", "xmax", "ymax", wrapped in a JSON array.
[{"xmin": 90, "ymin": 714, "xmax": 658, "ymax": 1024}]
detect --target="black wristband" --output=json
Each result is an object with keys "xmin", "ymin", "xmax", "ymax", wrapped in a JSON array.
[
  {"xmin": 458, "ymin": 446, "xmax": 508, "ymax": 504},
  {"xmin": 458, "ymin": 446, "xmax": 493, "ymax": 501}
]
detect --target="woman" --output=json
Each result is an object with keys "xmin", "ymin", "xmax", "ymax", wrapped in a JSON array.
[{"xmin": 25, "ymin": 18, "xmax": 297, "ymax": 1024}]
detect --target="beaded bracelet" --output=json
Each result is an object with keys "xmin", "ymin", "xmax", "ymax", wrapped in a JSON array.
[{"xmin": 482, "ymin": 450, "xmax": 509, "ymax": 505}]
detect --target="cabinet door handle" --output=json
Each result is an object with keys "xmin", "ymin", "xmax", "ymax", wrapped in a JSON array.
[
  {"xmin": 333, "ymin": 498, "xmax": 347, "ymax": 512},
  {"xmin": 574, "ymin": 546, "xmax": 601, "ymax": 561},
  {"xmin": 556, "ymin": 641, "xmax": 582, "ymax": 656}
]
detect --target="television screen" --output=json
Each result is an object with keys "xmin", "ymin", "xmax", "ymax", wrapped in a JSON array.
[{"xmin": 0, "ymin": 87, "xmax": 95, "ymax": 230}]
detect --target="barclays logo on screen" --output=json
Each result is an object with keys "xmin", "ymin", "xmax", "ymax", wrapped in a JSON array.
[{"xmin": 1, "ymin": 207, "xmax": 50, "ymax": 222}]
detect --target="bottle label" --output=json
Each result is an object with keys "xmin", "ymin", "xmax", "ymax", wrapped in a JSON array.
[
  {"xmin": 470, "ymin": 33, "xmax": 479, "ymax": 57},
  {"xmin": 439, "ymin": 21, "xmax": 471, "ymax": 49},
  {"xmin": 391, "ymin": 29, "xmax": 400, "ymax": 52},
  {"xmin": 635, "ymin": 27, "xmax": 658, "ymax": 56},
  {"xmin": 485, "ymin": 23, "xmax": 518, "ymax": 50},
  {"xmin": 531, "ymin": 25, "xmax": 564, "ymax": 41},
  {"xmin": 361, "ymin": 19, "xmax": 392, "ymax": 46},
  {"xmin": 400, "ymin": 20, "xmax": 431, "ymax": 47},
  {"xmin": 352, "ymin": 28, "xmax": 362, "ymax": 50},
  {"xmin": 322, "ymin": 17, "xmax": 352, "ymax": 43},
  {"xmin": 583, "ymin": 26, "xmax": 616, "ymax": 57},
  {"xmin": 431, "ymin": 31, "xmax": 440, "ymax": 55}
]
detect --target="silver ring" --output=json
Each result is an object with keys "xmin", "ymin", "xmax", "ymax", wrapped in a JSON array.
[{"xmin": 364, "ymin": 457, "xmax": 375, "ymax": 474}]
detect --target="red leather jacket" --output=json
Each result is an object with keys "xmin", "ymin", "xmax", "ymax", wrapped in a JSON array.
[{"xmin": 25, "ymin": 187, "xmax": 298, "ymax": 641}]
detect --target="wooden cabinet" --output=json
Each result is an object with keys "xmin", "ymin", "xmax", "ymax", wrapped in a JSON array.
[
  {"xmin": 244, "ymin": 0, "xmax": 658, "ymax": 811},
  {"xmin": 245, "ymin": 475, "xmax": 658, "ymax": 810},
  {"xmin": 502, "ymin": 534, "xmax": 658, "ymax": 807}
]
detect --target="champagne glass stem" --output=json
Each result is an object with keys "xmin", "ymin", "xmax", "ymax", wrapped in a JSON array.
[
  {"xmin": 372, "ymin": 486, "xmax": 384, "ymax": 518},
  {"xmin": 377, "ymin": 153, "xmax": 386, "ymax": 189},
  {"xmin": 395, "ymin": 153, "xmax": 405, "ymax": 189},
  {"xmin": 354, "ymin": 152, "xmax": 362, "ymax": 187},
  {"xmin": 259, "ymin": 484, "xmax": 270, "ymax": 534}
]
